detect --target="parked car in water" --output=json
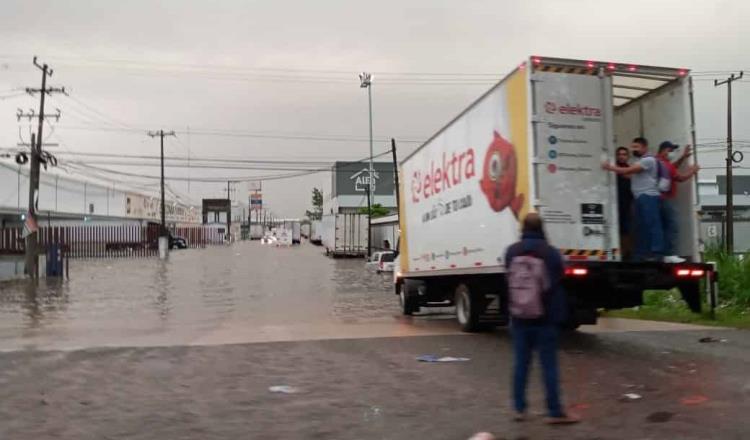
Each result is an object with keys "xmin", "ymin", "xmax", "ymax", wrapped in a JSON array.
[
  {"xmin": 366, "ymin": 251, "xmax": 396, "ymax": 273},
  {"xmin": 171, "ymin": 236, "xmax": 188, "ymax": 249}
]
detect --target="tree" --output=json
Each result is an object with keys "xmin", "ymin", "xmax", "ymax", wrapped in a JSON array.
[
  {"xmin": 305, "ymin": 187, "xmax": 323, "ymax": 220},
  {"xmin": 358, "ymin": 203, "xmax": 390, "ymax": 218}
]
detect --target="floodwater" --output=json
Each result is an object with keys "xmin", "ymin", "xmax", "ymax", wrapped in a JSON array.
[{"xmin": 0, "ymin": 241, "xmax": 459, "ymax": 351}]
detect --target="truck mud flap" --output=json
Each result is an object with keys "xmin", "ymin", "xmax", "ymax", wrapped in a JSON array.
[{"xmin": 677, "ymin": 282, "xmax": 701, "ymax": 313}]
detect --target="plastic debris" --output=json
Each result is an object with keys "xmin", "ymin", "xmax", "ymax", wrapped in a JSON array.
[
  {"xmin": 620, "ymin": 393, "xmax": 642, "ymax": 401},
  {"xmin": 269, "ymin": 385, "xmax": 300, "ymax": 394},
  {"xmin": 699, "ymin": 336, "xmax": 728, "ymax": 343},
  {"xmin": 416, "ymin": 355, "xmax": 470, "ymax": 362},
  {"xmin": 468, "ymin": 433, "xmax": 496, "ymax": 440}
]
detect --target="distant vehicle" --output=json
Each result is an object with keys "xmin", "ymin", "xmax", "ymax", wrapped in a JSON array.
[
  {"xmin": 281, "ymin": 220, "xmax": 302, "ymax": 244},
  {"xmin": 310, "ymin": 220, "xmax": 323, "ymax": 245},
  {"xmin": 249, "ymin": 224, "xmax": 264, "ymax": 240},
  {"xmin": 366, "ymin": 251, "xmax": 396, "ymax": 273},
  {"xmin": 275, "ymin": 228, "xmax": 294, "ymax": 246},
  {"xmin": 171, "ymin": 236, "xmax": 188, "ymax": 249},
  {"xmin": 322, "ymin": 213, "xmax": 368, "ymax": 257},
  {"xmin": 394, "ymin": 55, "xmax": 716, "ymax": 331}
]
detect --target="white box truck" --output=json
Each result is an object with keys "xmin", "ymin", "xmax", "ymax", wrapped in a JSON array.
[
  {"xmin": 322, "ymin": 213, "xmax": 369, "ymax": 257},
  {"xmin": 394, "ymin": 56, "xmax": 716, "ymax": 331},
  {"xmin": 310, "ymin": 220, "xmax": 323, "ymax": 245},
  {"xmin": 249, "ymin": 224, "xmax": 264, "ymax": 240},
  {"xmin": 281, "ymin": 220, "xmax": 302, "ymax": 244}
]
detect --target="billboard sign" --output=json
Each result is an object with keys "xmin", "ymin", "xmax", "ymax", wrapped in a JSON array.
[
  {"xmin": 249, "ymin": 192, "xmax": 263, "ymax": 210},
  {"xmin": 333, "ymin": 161, "xmax": 394, "ymax": 197}
]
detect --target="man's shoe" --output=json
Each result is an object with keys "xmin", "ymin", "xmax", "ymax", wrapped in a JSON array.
[
  {"xmin": 545, "ymin": 414, "xmax": 580, "ymax": 425},
  {"xmin": 663, "ymin": 255, "xmax": 686, "ymax": 263},
  {"xmin": 512, "ymin": 412, "xmax": 527, "ymax": 422}
]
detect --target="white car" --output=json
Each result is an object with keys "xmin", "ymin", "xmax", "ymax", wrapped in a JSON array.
[{"xmin": 366, "ymin": 251, "xmax": 396, "ymax": 273}]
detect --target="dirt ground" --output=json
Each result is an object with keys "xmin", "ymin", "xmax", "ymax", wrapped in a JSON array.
[{"xmin": 1, "ymin": 328, "xmax": 747, "ymax": 440}]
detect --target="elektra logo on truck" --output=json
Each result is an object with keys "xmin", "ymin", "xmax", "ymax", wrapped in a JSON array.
[
  {"xmin": 410, "ymin": 148, "xmax": 476, "ymax": 203},
  {"xmin": 410, "ymin": 131, "xmax": 525, "ymax": 220},
  {"xmin": 545, "ymin": 101, "xmax": 601, "ymax": 117}
]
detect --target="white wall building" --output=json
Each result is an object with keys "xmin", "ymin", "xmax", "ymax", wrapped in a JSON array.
[{"xmin": 0, "ymin": 160, "xmax": 200, "ymax": 227}]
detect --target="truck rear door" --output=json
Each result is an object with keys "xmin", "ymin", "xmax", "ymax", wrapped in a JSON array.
[{"xmin": 531, "ymin": 68, "xmax": 618, "ymax": 261}]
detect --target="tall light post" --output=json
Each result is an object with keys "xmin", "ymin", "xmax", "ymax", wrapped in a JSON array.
[{"xmin": 359, "ymin": 72, "xmax": 374, "ymax": 257}]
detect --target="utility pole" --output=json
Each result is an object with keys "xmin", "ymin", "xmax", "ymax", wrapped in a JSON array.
[
  {"xmin": 226, "ymin": 180, "xmax": 234, "ymax": 242},
  {"xmin": 715, "ymin": 71, "xmax": 744, "ymax": 255},
  {"xmin": 391, "ymin": 138, "xmax": 400, "ymax": 219},
  {"xmin": 22, "ymin": 57, "xmax": 65, "ymax": 279},
  {"xmin": 147, "ymin": 130, "xmax": 175, "ymax": 257}
]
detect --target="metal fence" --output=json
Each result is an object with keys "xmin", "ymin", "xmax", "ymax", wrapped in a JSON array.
[{"xmin": 0, "ymin": 225, "xmax": 225, "ymax": 258}]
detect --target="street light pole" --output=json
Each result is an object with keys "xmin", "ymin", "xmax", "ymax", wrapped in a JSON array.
[{"xmin": 360, "ymin": 72, "xmax": 374, "ymax": 257}]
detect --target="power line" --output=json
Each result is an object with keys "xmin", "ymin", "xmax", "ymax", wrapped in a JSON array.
[
  {"xmin": 64, "ymin": 150, "xmax": 391, "ymax": 183},
  {"xmin": 53, "ymin": 124, "xmax": 426, "ymax": 143}
]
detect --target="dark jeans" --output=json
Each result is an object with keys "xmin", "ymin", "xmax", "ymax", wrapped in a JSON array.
[
  {"xmin": 634, "ymin": 194, "xmax": 664, "ymax": 261},
  {"xmin": 661, "ymin": 198, "xmax": 678, "ymax": 255},
  {"xmin": 511, "ymin": 321, "xmax": 563, "ymax": 417}
]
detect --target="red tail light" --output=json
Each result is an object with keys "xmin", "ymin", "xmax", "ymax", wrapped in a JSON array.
[
  {"xmin": 676, "ymin": 268, "xmax": 705, "ymax": 278},
  {"xmin": 565, "ymin": 267, "xmax": 588, "ymax": 277}
]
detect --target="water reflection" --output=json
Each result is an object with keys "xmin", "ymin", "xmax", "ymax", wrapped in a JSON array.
[
  {"xmin": 0, "ymin": 242, "xmax": 398, "ymax": 350},
  {"xmin": 152, "ymin": 259, "xmax": 171, "ymax": 321}
]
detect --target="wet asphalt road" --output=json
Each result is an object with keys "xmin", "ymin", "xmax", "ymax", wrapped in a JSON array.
[{"xmin": 0, "ymin": 241, "xmax": 748, "ymax": 439}]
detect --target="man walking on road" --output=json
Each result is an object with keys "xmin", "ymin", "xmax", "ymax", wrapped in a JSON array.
[
  {"xmin": 504, "ymin": 213, "xmax": 579, "ymax": 425},
  {"xmin": 603, "ymin": 137, "xmax": 664, "ymax": 262}
]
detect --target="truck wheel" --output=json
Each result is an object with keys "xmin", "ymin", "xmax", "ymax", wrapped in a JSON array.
[
  {"xmin": 455, "ymin": 284, "xmax": 481, "ymax": 332},
  {"xmin": 400, "ymin": 281, "xmax": 420, "ymax": 315}
]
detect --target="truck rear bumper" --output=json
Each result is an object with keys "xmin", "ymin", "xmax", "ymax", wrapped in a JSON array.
[{"xmin": 562, "ymin": 261, "xmax": 715, "ymax": 313}]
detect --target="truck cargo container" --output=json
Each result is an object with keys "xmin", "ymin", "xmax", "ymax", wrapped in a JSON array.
[
  {"xmin": 321, "ymin": 213, "xmax": 369, "ymax": 257},
  {"xmin": 394, "ymin": 56, "xmax": 717, "ymax": 331},
  {"xmin": 310, "ymin": 220, "xmax": 323, "ymax": 245},
  {"xmin": 249, "ymin": 224, "xmax": 264, "ymax": 240}
]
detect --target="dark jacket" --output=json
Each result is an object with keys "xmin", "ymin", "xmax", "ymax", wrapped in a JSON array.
[{"xmin": 504, "ymin": 231, "xmax": 568, "ymax": 325}]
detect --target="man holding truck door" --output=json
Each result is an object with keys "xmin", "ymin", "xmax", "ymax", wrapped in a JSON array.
[
  {"xmin": 603, "ymin": 138, "xmax": 666, "ymax": 262},
  {"xmin": 656, "ymin": 141, "xmax": 699, "ymax": 261}
]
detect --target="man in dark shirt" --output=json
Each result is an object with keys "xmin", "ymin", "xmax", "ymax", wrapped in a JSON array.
[
  {"xmin": 615, "ymin": 146, "xmax": 633, "ymax": 260},
  {"xmin": 504, "ymin": 213, "xmax": 579, "ymax": 424}
]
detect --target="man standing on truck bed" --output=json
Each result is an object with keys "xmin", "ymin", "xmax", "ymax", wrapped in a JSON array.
[
  {"xmin": 615, "ymin": 146, "xmax": 634, "ymax": 260},
  {"xmin": 603, "ymin": 137, "xmax": 664, "ymax": 262},
  {"xmin": 656, "ymin": 141, "xmax": 699, "ymax": 263},
  {"xmin": 505, "ymin": 213, "xmax": 579, "ymax": 425}
]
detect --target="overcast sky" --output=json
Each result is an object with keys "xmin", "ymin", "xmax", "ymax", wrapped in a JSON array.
[{"xmin": 2, "ymin": 0, "xmax": 750, "ymax": 217}]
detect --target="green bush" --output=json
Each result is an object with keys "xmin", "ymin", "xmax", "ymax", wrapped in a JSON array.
[{"xmin": 703, "ymin": 245, "xmax": 750, "ymax": 307}]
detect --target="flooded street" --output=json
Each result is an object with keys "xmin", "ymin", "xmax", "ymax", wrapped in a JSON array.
[
  {"xmin": 1, "ymin": 243, "xmax": 749, "ymax": 439},
  {"xmin": 0, "ymin": 241, "xmax": 458, "ymax": 351}
]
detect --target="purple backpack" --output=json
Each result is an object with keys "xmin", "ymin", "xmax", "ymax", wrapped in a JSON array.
[{"xmin": 508, "ymin": 252, "xmax": 550, "ymax": 319}]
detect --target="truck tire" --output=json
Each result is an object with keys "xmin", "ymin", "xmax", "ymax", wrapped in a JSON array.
[
  {"xmin": 400, "ymin": 280, "xmax": 420, "ymax": 315},
  {"xmin": 455, "ymin": 283, "xmax": 482, "ymax": 332}
]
